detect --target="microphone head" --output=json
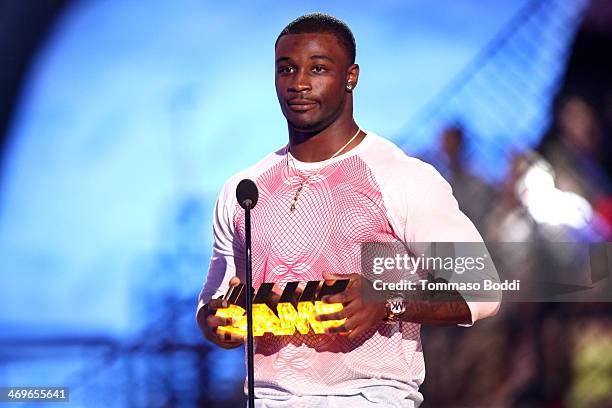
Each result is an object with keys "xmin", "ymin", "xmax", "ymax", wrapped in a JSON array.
[{"xmin": 236, "ymin": 179, "xmax": 259, "ymax": 209}]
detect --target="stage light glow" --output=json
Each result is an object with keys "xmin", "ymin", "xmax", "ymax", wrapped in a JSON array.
[{"xmin": 517, "ymin": 160, "xmax": 593, "ymax": 229}]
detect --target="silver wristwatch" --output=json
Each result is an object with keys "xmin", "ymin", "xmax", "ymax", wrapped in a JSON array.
[{"xmin": 383, "ymin": 294, "xmax": 406, "ymax": 322}]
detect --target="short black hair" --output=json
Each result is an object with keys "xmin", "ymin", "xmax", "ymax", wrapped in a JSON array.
[{"xmin": 275, "ymin": 13, "xmax": 356, "ymax": 64}]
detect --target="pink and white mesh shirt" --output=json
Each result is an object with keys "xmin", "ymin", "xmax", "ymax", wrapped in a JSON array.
[{"xmin": 198, "ymin": 131, "xmax": 499, "ymax": 397}]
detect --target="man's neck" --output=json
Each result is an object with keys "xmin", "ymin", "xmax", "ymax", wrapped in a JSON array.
[{"xmin": 288, "ymin": 119, "xmax": 364, "ymax": 163}]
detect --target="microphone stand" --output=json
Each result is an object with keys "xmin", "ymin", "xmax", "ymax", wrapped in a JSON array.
[{"xmin": 244, "ymin": 200, "xmax": 255, "ymax": 408}]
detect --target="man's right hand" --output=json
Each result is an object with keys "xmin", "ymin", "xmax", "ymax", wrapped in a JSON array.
[{"xmin": 197, "ymin": 277, "xmax": 245, "ymax": 349}]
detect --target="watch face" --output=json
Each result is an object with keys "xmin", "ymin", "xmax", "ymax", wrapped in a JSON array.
[{"xmin": 387, "ymin": 294, "xmax": 406, "ymax": 315}]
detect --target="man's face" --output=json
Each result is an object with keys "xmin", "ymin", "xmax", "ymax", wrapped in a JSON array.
[{"xmin": 275, "ymin": 33, "xmax": 352, "ymax": 132}]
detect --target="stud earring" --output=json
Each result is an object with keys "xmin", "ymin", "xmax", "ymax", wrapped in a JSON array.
[{"xmin": 346, "ymin": 84, "xmax": 353, "ymax": 90}]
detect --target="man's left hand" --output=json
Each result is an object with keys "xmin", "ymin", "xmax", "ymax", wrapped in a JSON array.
[{"xmin": 316, "ymin": 271, "xmax": 387, "ymax": 339}]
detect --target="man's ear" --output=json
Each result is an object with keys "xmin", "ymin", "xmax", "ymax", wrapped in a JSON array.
[{"xmin": 346, "ymin": 63, "xmax": 360, "ymax": 90}]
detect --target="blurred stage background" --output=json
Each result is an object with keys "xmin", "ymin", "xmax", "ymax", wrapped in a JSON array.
[{"xmin": 1, "ymin": 0, "xmax": 611, "ymax": 406}]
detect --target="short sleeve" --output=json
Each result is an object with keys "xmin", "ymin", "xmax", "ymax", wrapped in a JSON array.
[
  {"xmin": 401, "ymin": 162, "xmax": 481, "ymax": 243},
  {"xmin": 385, "ymin": 161, "xmax": 501, "ymax": 325},
  {"xmin": 196, "ymin": 183, "xmax": 238, "ymax": 316}
]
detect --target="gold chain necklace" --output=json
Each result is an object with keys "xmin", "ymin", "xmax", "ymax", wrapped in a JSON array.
[{"xmin": 286, "ymin": 128, "xmax": 362, "ymax": 212}]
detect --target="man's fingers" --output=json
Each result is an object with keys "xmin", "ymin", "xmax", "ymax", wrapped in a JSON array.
[
  {"xmin": 323, "ymin": 285, "xmax": 359, "ymax": 304},
  {"xmin": 207, "ymin": 298, "xmax": 229, "ymax": 312},
  {"xmin": 316, "ymin": 301, "xmax": 357, "ymax": 321},
  {"xmin": 321, "ymin": 273, "xmax": 362, "ymax": 304},
  {"xmin": 207, "ymin": 315, "xmax": 234, "ymax": 328},
  {"xmin": 267, "ymin": 283, "xmax": 284, "ymax": 306},
  {"xmin": 325, "ymin": 317, "xmax": 358, "ymax": 334},
  {"xmin": 206, "ymin": 276, "xmax": 242, "ymax": 312},
  {"xmin": 347, "ymin": 327, "xmax": 364, "ymax": 339},
  {"xmin": 216, "ymin": 329, "xmax": 245, "ymax": 343},
  {"xmin": 322, "ymin": 270, "xmax": 343, "ymax": 281},
  {"xmin": 316, "ymin": 310, "xmax": 347, "ymax": 321},
  {"xmin": 322, "ymin": 271, "xmax": 359, "ymax": 283}
]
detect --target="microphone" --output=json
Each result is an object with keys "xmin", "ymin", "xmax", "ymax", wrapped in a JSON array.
[
  {"xmin": 236, "ymin": 179, "xmax": 259, "ymax": 209},
  {"xmin": 235, "ymin": 178, "xmax": 258, "ymax": 407}
]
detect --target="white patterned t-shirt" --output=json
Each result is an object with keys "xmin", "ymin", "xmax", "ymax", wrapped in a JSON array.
[{"xmin": 197, "ymin": 131, "xmax": 499, "ymax": 399}]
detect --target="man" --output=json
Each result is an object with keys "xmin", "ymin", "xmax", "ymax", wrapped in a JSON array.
[
  {"xmin": 197, "ymin": 13, "xmax": 499, "ymax": 407},
  {"xmin": 426, "ymin": 124, "xmax": 495, "ymax": 233}
]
